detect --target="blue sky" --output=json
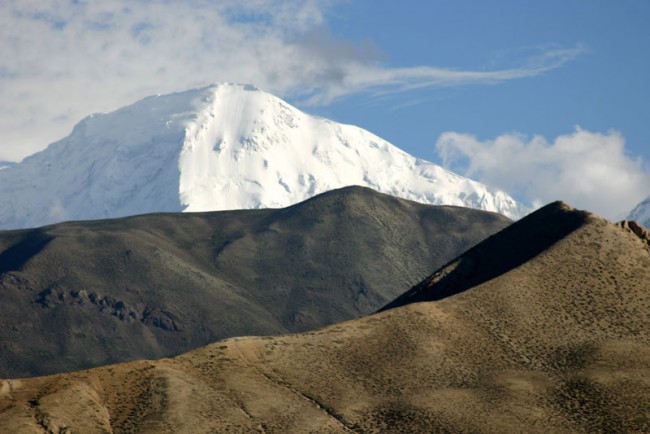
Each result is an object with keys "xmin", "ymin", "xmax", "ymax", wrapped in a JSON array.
[
  {"xmin": 0, "ymin": 0, "xmax": 648, "ymax": 218},
  {"xmin": 316, "ymin": 0, "xmax": 650, "ymax": 166}
]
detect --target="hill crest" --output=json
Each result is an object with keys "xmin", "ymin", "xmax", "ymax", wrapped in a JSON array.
[{"xmin": 382, "ymin": 200, "xmax": 598, "ymax": 309}]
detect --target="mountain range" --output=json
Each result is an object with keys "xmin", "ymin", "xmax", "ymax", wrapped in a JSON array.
[
  {"xmin": 0, "ymin": 186, "xmax": 510, "ymax": 378},
  {"xmin": 1, "ymin": 81, "xmax": 648, "ymax": 433},
  {"xmin": 628, "ymin": 196, "xmax": 650, "ymax": 227},
  {"xmin": 0, "ymin": 83, "xmax": 527, "ymax": 230},
  {"xmin": 1, "ymin": 201, "xmax": 648, "ymax": 433}
]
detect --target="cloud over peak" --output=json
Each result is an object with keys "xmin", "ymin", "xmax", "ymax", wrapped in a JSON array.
[
  {"xmin": 435, "ymin": 127, "xmax": 649, "ymax": 219},
  {"xmin": 0, "ymin": 1, "xmax": 582, "ymax": 161}
]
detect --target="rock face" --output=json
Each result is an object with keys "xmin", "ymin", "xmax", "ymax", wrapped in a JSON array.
[
  {"xmin": 616, "ymin": 219, "xmax": 650, "ymax": 249},
  {"xmin": 1, "ymin": 200, "xmax": 649, "ymax": 433},
  {"xmin": 0, "ymin": 83, "xmax": 527, "ymax": 230},
  {"xmin": 0, "ymin": 186, "xmax": 511, "ymax": 378}
]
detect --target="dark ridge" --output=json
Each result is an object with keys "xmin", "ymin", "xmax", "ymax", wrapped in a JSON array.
[
  {"xmin": 0, "ymin": 186, "xmax": 511, "ymax": 378},
  {"xmin": 381, "ymin": 201, "xmax": 592, "ymax": 310},
  {"xmin": 0, "ymin": 230, "xmax": 54, "ymax": 275}
]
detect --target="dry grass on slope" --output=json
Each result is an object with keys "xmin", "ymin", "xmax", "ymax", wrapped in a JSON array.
[{"xmin": 1, "ymin": 202, "xmax": 649, "ymax": 433}]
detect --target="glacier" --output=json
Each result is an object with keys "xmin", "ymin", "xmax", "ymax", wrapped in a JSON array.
[
  {"xmin": 628, "ymin": 197, "xmax": 650, "ymax": 228},
  {"xmin": 0, "ymin": 83, "xmax": 528, "ymax": 230}
]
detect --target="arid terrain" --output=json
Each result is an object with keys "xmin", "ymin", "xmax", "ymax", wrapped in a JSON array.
[
  {"xmin": 0, "ymin": 186, "xmax": 510, "ymax": 378},
  {"xmin": 1, "ymin": 201, "xmax": 648, "ymax": 433}
]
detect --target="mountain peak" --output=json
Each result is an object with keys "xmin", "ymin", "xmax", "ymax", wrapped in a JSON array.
[
  {"xmin": 0, "ymin": 83, "xmax": 528, "ymax": 230},
  {"xmin": 382, "ymin": 200, "xmax": 601, "ymax": 309},
  {"xmin": 628, "ymin": 196, "xmax": 650, "ymax": 228}
]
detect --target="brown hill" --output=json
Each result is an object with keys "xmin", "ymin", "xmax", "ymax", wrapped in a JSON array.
[
  {"xmin": 1, "ymin": 201, "xmax": 648, "ymax": 433},
  {"xmin": 0, "ymin": 186, "xmax": 510, "ymax": 378},
  {"xmin": 381, "ymin": 200, "xmax": 594, "ymax": 308}
]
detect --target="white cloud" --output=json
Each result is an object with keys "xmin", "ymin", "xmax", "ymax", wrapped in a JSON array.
[
  {"xmin": 0, "ymin": 0, "xmax": 583, "ymax": 162},
  {"xmin": 301, "ymin": 44, "xmax": 585, "ymax": 105},
  {"xmin": 435, "ymin": 127, "xmax": 649, "ymax": 219}
]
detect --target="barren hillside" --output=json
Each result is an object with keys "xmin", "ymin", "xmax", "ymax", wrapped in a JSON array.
[{"xmin": 1, "ymin": 202, "xmax": 648, "ymax": 433}]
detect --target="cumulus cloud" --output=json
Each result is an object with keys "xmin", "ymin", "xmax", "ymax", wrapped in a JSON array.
[
  {"xmin": 435, "ymin": 127, "xmax": 649, "ymax": 219},
  {"xmin": 0, "ymin": 0, "xmax": 583, "ymax": 162}
]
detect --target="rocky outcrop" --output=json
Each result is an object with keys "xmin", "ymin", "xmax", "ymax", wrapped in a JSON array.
[{"xmin": 616, "ymin": 220, "xmax": 650, "ymax": 250}]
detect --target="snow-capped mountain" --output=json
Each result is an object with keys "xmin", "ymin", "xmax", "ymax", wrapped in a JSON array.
[
  {"xmin": 0, "ymin": 83, "xmax": 528, "ymax": 230},
  {"xmin": 628, "ymin": 197, "xmax": 650, "ymax": 227}
]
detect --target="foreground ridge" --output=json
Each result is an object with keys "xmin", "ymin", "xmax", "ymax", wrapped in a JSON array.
[{"xmin": 382, "ymin": 201, "xmax": 593, "ymax": 309}]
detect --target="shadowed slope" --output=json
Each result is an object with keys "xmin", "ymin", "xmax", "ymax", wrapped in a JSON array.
[
  {"xmin": 1, "ymin": 202, "xmax": 648, "ymax": 433},
  {"xmin": 382, "ymin": 201, "xmax": 589, "ymax": 309},
  {"xmin": 0, "ymin": 230, "xmax": 53, "ymax": 275},
  {"xmin": 0, "ymin": 186, "xmax": 510, "ymax": 378}
]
